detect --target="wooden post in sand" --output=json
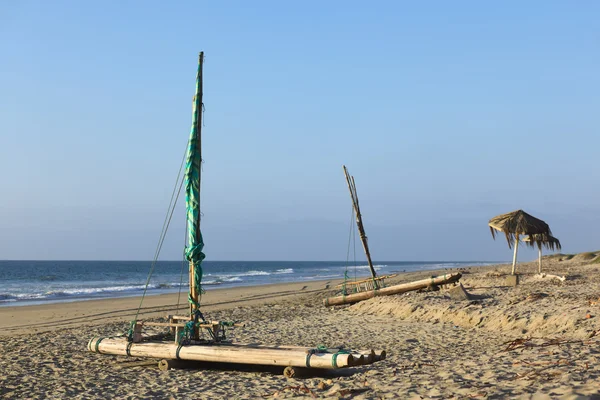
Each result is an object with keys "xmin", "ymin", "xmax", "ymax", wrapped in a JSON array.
[
  {"xmin": 511, "ymin": 234, "xmax": 520, "ymax": 275},
  {"xmin": 538, "ymin": 247, "xmax": 542, "ymax": 274}
]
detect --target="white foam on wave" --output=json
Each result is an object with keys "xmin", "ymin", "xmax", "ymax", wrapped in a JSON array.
[
  {"xmin": 202, "ymin": 276, "xmax": 243, "ymax": 285},
  {"xmin": 206, "ymin": 270, "xmax": 271, "ymax": 278},
  {"xmin": 220, "ymin": 276, "xmax": 243, "ymax": 282},
  {"xmin": 242, "ymin": 270, "xmax": 271, "ymax": 276},
  {"xmin": 0, "ymin": 282, "xmax": 184, "ymax": 302},
  {"xmin": 55, "ymin": 285, "xmax": 148, "ymax": 295},
  {"xmin": 347, "ymin": 264, "xmax": 387, "ymax": 270},
  {"xmin": 274, "ymin": 268, "xmax": 294, "ymax": 274},
  {"xmin": 311, "ymin": 274, "xmax": 340, "ymax": 279}
]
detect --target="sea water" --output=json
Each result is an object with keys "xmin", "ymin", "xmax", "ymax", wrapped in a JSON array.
[{"xmin": 0, "ymin": 260, "xmax": 492, "ymax": 306}]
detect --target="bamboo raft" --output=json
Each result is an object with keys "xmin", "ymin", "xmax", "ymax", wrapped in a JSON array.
[
  {"xmin": 87, "ymin": 53, "xmax": 387, "ymax": 374},
  {"xmin": 89, "ymin": 317, "xmax": 385, "ymax": 374},
  {"xmin": 324, "ymin": 272, "xmax": 462, "ymax": 306}
]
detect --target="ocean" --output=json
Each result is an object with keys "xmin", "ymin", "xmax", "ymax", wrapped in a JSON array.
[{"xmin": 0, "ymin": 260, "xmax": 492, "ymax": 306}]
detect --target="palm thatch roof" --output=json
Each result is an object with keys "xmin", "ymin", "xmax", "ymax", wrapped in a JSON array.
[
  {"xmin": 488, "ymin": 209, "xmax": 552, "ymax": 248},
  {"xmin": 523, "ymin": 234, "xmax": 562, "ymax": 251}
]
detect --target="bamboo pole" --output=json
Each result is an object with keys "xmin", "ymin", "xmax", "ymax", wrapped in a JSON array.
[
  {"xmin": 115, "ymin": 360, "xmax": 159, "ymax": 369},
  {"xmin": 229, "ymin": 343, "xmax": 378, "ymax": 365},
  {"xmin": 189, "ymin": 261, "xmax": 195, "ymax": 318},
  {"xmin": 343, "ymin": 166, "xmax": 377, "ymax": 281},
  {"xmin": 511, "ymin": 234, "xmax": 520, "ymax": 275},
  {"xmin": 188, "ymin": 52, "xmax": 204, "ymax": 340},
  {"xmin": 88, "ymin": 338, "xmax": 354, "ymax": 369},
  {"xmin": 375, "ymin": 350, "xmax": 386, "ymax": 361},
  {"xmin": 323, "ymin": 273, "xmax": 462, "ymax": 306}
]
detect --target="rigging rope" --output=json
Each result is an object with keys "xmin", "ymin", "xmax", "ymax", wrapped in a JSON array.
[
  {"xmin": 343, "ymin": 205, "xmax": 358, "ymax": 294},
  {"xmin": 129, "ymin": 143, "xmax": 188, "ymax": 336},
  {"xmin": 352, "ymin": 209, "xmax": 357, "ymax": 284},
  {"xmin": 176, "ymin": 218, "xmax": 188, "ymax": 313}
]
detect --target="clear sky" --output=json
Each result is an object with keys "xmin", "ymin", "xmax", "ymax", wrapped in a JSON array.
[{"xmin": 1, "ymin": 1, "xmax": 598, "ymax": 261}]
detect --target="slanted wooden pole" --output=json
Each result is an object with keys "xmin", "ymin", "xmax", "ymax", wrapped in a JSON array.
[
  {"xmin": 343, "ymin": 166, "xmax": 377, "ymax": 281},
  {"xmin": 324, "ymin": 272, "xmax": 462, "ymax": 306},
  {"xmin": 511, "ymin": 234, "xmax": 520, "ymax": 275}
]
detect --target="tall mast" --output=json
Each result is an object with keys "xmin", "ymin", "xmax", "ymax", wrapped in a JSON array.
[
  {"xmin": 343, "ymin": 166, "xmax": 377, "ymax": 280},
  {"xmin": 184, "ymin": 52, "xmax": 206, "ymax": 326}
]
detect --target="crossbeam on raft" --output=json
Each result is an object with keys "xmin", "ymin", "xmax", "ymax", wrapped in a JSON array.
[
  {"xmin": 131, "ymin": 317, "xmax": 245, "ymax": 343},
  {"xmin": 142, "ymin": 321, "xmax": 246, "ymax": 329},
  {"xmin": 324, "ymin": 273, "xmax": 462, "ymax": 306}
]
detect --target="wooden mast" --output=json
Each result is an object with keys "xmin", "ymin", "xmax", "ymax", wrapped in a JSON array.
[
  {"xmin": 189, "ymin": 52, "xmax": 204, "ymax": 324},
  {"xmin": 343, "ymin": 166, "xmax": 377, "ymax": 281}
]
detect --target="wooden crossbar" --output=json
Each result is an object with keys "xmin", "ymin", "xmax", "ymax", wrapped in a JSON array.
[{"xmin": 142, "ymin": 321, "xmax": 245, "ymax": 329}]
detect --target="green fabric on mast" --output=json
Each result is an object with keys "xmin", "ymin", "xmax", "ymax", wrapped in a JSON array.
[{"xmin": 184, "ymin": 52, "xmax": 206, "ymax": 309}]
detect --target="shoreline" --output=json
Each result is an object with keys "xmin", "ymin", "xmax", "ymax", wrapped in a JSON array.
[
  {"xmin": 0, "ymin": 277, "xmax": 346, "ymax": 336},
  {"xmin": 0, "ymin": 260, "xmax": 501, "ymax": 308},
  {"xmin": 0, "ymin": 263, "xmax": 490, "ymax": 335},
  {"xmin": 4, "ymin": 256, "xmax": 600, "ymax": 398}
]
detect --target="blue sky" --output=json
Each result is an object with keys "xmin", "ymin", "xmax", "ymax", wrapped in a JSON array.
[{"xmin": 1, "ymin": 1, "xmax": 598, "ymax": 261}]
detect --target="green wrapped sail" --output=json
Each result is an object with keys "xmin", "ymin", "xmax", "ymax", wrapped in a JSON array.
[{"xmin": 184, "ymin": 52, "xmax": 206, "ymax": 309}]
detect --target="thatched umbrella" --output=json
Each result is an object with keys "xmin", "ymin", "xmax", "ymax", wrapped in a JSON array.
[
  {"xmin": 488, "ymin": 210, "xmax": 552, "ymax": 275},
  {"xmin": 523, "ymin": 234, "xmax": 561, "ymax": 274}
]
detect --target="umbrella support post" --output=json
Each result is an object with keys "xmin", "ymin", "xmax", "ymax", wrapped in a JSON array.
[
  {"xmin": 511, "ymin": 235, "xmax": 519, "ymax": 275},
  {"xmin": 538, "ymin": 248, "xmax": 542, "ymax": 274}
]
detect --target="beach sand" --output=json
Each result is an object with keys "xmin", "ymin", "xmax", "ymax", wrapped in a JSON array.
[{"xmin": 2, "ymin": 256, "xmax": 600, "ymax": 399}]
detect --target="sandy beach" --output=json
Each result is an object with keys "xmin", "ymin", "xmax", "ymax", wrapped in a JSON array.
[{"xmin": 2, "ymin": 255, "xmax": 600, "ymax": 399}]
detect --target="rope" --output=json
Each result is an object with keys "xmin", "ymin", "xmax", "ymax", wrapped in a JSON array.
[
  {"xmin": 332, "ymin": 350, "xmax": 351, "ymax": 369},
  {"xmin": 352, "ymin": 219, "xmax": 357, "ymax": 284},
  {"xmin": 176, "ymin": 219, "xmax": 188, "ymax": 313},
  {"xmin": 94, "ymin": 337, "xmax": 105, "ymax": 353},
  {"xmin": 343, "ymin": 205, "xmax": 355, "ymax": 294},
  {"xmin": 305, "ymin": 352, "xmax": 312, "ymax": 367},
  {"xmin": 129, "ymin": 142, "xmax": 188, "ymax": 336}
]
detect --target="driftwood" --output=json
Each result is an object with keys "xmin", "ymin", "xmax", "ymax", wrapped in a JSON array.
[
  {"xmin": 114, "ymin": 360, "xmax": 159, "ymax": 369},
  {"xmin": 536, "ymin": 273, "xmax": 566, "ymax": 282},
  {"xmin": 323, "ymin": 273, "xmax": 462, "ymax": 306},
  {"xmin": 343, "ymin": 165, "xmax": 377, "ymax": 280}
]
